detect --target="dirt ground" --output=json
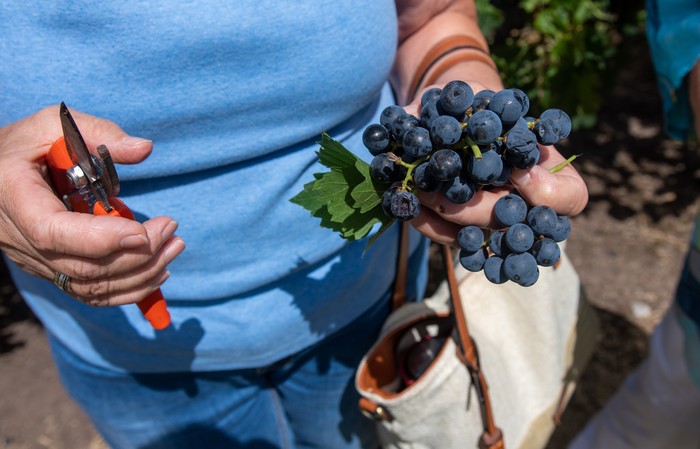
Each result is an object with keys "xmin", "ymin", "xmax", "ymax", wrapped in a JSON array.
[{"xmin": 1, "ymin": 36, "xmax": 699, "ymax": 449}]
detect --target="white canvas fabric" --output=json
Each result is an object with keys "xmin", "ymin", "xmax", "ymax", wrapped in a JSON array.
[{"xmin": 356, "ymin": 246, "xmax": 599, "ymax": 449}]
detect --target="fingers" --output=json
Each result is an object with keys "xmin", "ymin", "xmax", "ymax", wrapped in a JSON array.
[
  {"xmin": 48, "ymin": 217, "xmax": 180, "ymax": 280},
  {"xmin": 22, "ymin": 104, "xmax": 153, "ymax": 165},
  {"xmin": 412, "ymin": 145, "xmax": 588, "ymax": 242},
  {"xmin": 67, "ymin": 237, "xmax": 186, "ymax": 307},
  {"xmin": 509, "ymin": 145, "xmax": 588, "ymax": 216}
]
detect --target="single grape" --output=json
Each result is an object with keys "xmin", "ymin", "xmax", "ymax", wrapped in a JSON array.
[
  {"xmin": 526, "ymin": 205, "xmax": 558, "ymax": 236},
  {"xmin": 438, "ymin": 80, "xmax": 474, "ymax": 118},
  {"xmin": 421, "ymin": 87, "xmax": 442, "ymax": 107},
  {"xmin": 488, "ymin": 229, "xmax": 506, "ymax": 256},
  {"xmin": 503, "ymin": 252, "xmax": 539, "ymax": 286},
  {"xmin": 483, "ymin": 256, "xmax": 508, "ymax": 284},
  {"xmin": 428, "ymin": 149, "xmax": 462, "ymax": 181},
  {"xmin": 472, "ymin": 89, "xmax": 495, "ymax": 111},
  {"xmin": 420, "ymin": 99, "xmax": 441, "ymax": 129},
  {"xmin": 430, "ymin": 115, "xmax": 463, "ymax": 147},
  {"xmin": 511, "ymin": 88, "xmax": 530, "ymax": 117},
  {"xmin": 494, "ymin": 193, "xmax": 528, "ymax": 227},
  {"xmin": 531, "ymin": 238, "xmax": 561, "ymax": 267},
  {"xmin": 533, "ymin": 119, "xmax": 557, "ymax": 145},
  {"xmin": 488, "ymin": 89, "xmax": 526, "ymax": 129},
  {"xmin": 504, "ymin": 127, "xmax": 538, "ymax": 155},
  {"xmin": 504, "ymin": 223, "xmax": 535, "ymax": 253},
  {"xmin": 509, "ymin": 117, "xmax": 530, "ymax": 132},
  {"xmin": 403, "ymin": 127, "xmax": 432, "ymax": 158},
  {"xmin": 466, "ymin": 109, "xmax": 502, "ymax": 145},
  {"xmin": 390, "ymin": 190, "xmax": 421, "ymax": 221},
  {"xmin": 492, "ymin": 163, "xmax": 512, "ymax": 186},
  {"xmin": 381, "ymin": 185, "xmax": 400, "ymax": 218},
  {"xmin": 540, "ymin": 108, "xmax": 571, "ymax": 140},
  {"xmin": 392, "ymin": 113, "xmax": 419, "ymax": 141},
  {"xmin": 362, "ymin": 123, "xmax": 391, "ymax": 156},
  {"xmin": 370, "ymin": 153, "xmax": 404, "ymax": 184},
  {"xmin": 511, "ymin": 147, "xmax": 540, "ymax": 170},
  {"xmin": 380, "ymin": 105, "xmax": 406, "ymax": 131},
  {"xmin": 459, "ymin": 248, "xmax": 487, "ymax": 272},
  {"xmin": 413, "ymin": 162, "xmax": 442, "ymax": 192},
  {"xmin": 442, "ymin": 172, "xmax": 476, "ymax": 204},
  {"xmin": 466, "ymin": 150, "xmax": 504, "ymax": 185},
  {"xmin": 547, "ymin": 215, "xmax": 571, "ymax": 242},
  {"xmin": 457, "ymin": 225, "xmax": 485, "ymax": 253}
]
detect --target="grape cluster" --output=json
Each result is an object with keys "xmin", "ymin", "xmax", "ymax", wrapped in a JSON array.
[
  {"xmin": 458, "ymin": 194, "xmax": 570, "ymax": 286},
  {"xmin": 362, "ymin": 80, "xmax": 574, "ymax": 286}
]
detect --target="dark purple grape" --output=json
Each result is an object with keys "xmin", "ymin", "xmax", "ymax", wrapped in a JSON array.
[
  {"xmin": 533, "ymin": 120, "xmax": 557, "ymax": 145},
  {"xmin": 492, "ymin": 163, "xmax": 512, "ymax": 186},
  {"xmin": 488, "ymin": 229, "xmax": 506, "ymax": 256},
  {"xmin": 420, "ymin": 98, "xmax": 441, "ymax": 129},
  {"xmin": 442, "ymin": 172, "xmax": 476, "ymax": 204},
  {"xmin": 438, "ymin": 80, "xmax": 474, "ymax": 118},
  {"xmin": 531, "ymin": 238, "xmax": 561, "ymax": 267},
  {"xmin": 540, "ymin": 109, "xmax": 571, "ymax": 139},
  {"xmin": 510, "ymin": 147, "xmax": 540, "ymax": 170},
  {"xmin": 504, "ymin": 127, "xmax": 537, "ymax": 155},
  {"xmin": 370, "ymin": 153, "xmax": 404, "ymax": 183},
  {"xmin": 466, "ymin": 109, "xmax": 502, "ymax": 145},
  {"xmin": 430, "ymin": 115, "xmax": 463, "ymax": 147},
  {"xmin": 413, "ymin": 162, "xmax": 442, "ymax": 192},
  {"xmin": 391, "ymin": 113, "xmax": 418, "ymax": 141},
  {"xmin": 466, "ymin": 150, "xmax": 504, "ymax": 185},
  {"xmin": 428, "ymin": 149, "xmax": 462, "ymax": 181},
  {"xmin": 504, "ymin": 223, "xmax": 535, "ymax": 253},
  {"xmin": 420, "ymin": 87, "xmax": 442, "ymax": 107},
  {"xmin": 483, "ymin": 256, "xmax": 508, "ymax": 284},
  {"xmin": 472, "ymin": 89, "xmax": 495, "ymax": 111},
  {"xmin": 403, "ymin": 127, "xmax": 432, "ymax": 158},
  {"xmin": 459, "ymin": 248, "xmax": 487, "ymax": 272},
  {"xmin": 503, "ymin": 252, "xmax": 539, "ymax": 286},
  {"xmin": 494, "ymin": 193, "xmax": 528, "ymax": 227},
  {"xmin": 381, "ymin": 185, "xmax": 400, "ymax": 218},
  {"xmin": 390, "ymin": 190, "xmax": 421, "ymax": 221},
  {"xmin": 488, "ymin": 89, "xmax": 526, "ymax": 129},
  {"xmin": 362, "ymin": 123, "xmax": 390, "ymax": 156},
  {"xmin": 526, "ymin": 205, "xmax": 558, "ymax": 236},
  {"xmin": 380, "ymin": 105, "xmax": 406, "ymax": 130},
  {"xmin": 547, "ymin": 215, "xmax": 571, "ymax": 242},
  {"xmin": 511, "ymin": 88, "xmax": 530, "ymax": 117},
  {"xmin": 457, "ymin": 225, "xmax": 484, "ymax": 253}
]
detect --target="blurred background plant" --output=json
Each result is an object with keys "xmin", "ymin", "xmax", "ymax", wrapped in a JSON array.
[{"xmin": 476, "ymin": 0, "xmax": 646, "ymax": 129}]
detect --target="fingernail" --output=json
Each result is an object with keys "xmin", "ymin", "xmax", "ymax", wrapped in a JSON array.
[
  {"xmin": 121, "ymin": 234, "xmax": 149, "ymax": 249},
  {"xmin": 156, "ymin": 270, "xmax": 171, "ymax": 286},
  {"xmin": 163, "ymin": 238, "xmax": 186, "ymax": 263},
  {"xmin": 162, "ymin": 221, "xmax": 179, "ymax": 240},
  {"xmin": 121, "ymin": 136, "xmax": 152, "ymax": 147}
]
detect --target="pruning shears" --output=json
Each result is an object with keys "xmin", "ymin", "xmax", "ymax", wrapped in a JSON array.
[{"xmin": 45, "ymin": 102, "xmax": 171, "ymax": 330}]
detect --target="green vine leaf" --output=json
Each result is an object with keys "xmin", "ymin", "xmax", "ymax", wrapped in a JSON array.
[{"xmin": 290, "ymin": 133, "xmax": 394, "ymax": 242}]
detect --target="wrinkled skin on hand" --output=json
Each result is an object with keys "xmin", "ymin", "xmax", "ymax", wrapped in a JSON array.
[{"xmin": 0, "ymin": 105, "xmax": 185, "ymax": 307}]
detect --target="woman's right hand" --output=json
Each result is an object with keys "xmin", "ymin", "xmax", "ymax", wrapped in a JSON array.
[{"xmin": 0, "ymin": 105, "xmax": 185, "ymax": 307}]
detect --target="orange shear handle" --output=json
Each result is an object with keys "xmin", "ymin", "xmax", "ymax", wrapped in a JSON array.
[{"xmin": 46, "ymin": 137, "xmax": 171, "ymax": 330}]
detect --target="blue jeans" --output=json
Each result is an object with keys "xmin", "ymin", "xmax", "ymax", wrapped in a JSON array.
[{"xmin": 48, "ymin": 298, "xmax": 390, "ymax": 449}]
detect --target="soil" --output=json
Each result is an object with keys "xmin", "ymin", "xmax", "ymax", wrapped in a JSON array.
[{"xmin": 1, "ymin": 36, "xmax": 699, "ymax": 449}]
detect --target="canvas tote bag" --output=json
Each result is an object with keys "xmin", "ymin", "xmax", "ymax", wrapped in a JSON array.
[{"xmin": 355, "ymin": 223, "xmax": 599, "ymax": 449}]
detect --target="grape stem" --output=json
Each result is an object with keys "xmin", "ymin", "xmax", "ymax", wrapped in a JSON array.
[
  {"xmin": 465, "ymin": 136, "xmax": 483, "ymax": 159},
  {"xmin": 549, "ymin": 154, "xmax": 581, "ymax": 173},
  {"xmin": 388, "ymin": 153, "xmax": 429, "ymax": 192}
]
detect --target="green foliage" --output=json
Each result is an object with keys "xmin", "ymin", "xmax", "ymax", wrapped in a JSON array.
[
  {"xmin": 475, "ymin": 0, "xmax": 643, "ymax": 129},
  {"xmin": 290, "ymin": 133, "xmax": 394, "ymax": 243}
]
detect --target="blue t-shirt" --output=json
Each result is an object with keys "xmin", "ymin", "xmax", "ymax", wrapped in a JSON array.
[{"xmin": 0, "ymin": 1, "xmax": 429, "ymax": 372}]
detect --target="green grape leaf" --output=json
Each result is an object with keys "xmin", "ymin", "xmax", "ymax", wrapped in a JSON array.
[{"xmin": 289, "ymin": 133, "xmax": 394, "ymax": 242}]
